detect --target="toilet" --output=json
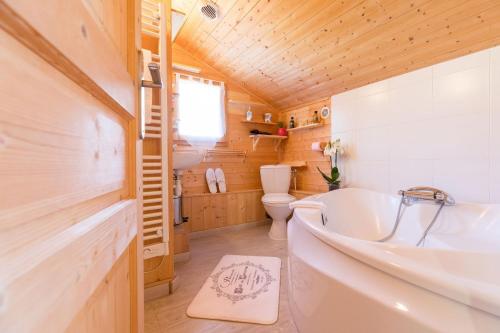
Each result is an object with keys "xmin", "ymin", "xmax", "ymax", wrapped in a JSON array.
[{"xmin": 260, "ymin": 165, "xmax": 296, "ymax": 240}]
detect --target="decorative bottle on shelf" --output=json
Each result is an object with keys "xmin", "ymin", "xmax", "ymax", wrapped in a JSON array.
[
  {"xmin": 289, "ymin": 116, "xmax": 295, "ymax": 129},
  {"xmin": 246, "ymin": 106, "xmax": 253, "ymax": 121},
  {"xmin": 313, "ymin": 110, "xmax": 319, "ymax": 123}
]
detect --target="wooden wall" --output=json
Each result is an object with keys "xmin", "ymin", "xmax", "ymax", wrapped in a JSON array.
[
  {"xmin": 66, "ymin": 246, "xmax": 132, "ymax": 333},
  {"xmin": 182, "ymin": 189, "xmax": 266, "ymax": 233},
  {"xmin": 0, "ymin": 0, "xmax": 142, "ymax": 331},
  {"xmin": 171, "ymin": 44, "xmax": 278, "ymax": 254},
  {"xmin": 173, "ymin": 44, "xmax": 280, "ymax": 194},
  {"xmin": 279, "ymin": 98, "xmax": 332, "ymax": 193}
]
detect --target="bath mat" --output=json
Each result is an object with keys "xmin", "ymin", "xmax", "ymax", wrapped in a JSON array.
[{"xmin": 186, "ymin": 255, "xmax": 281, "ymax": 325}]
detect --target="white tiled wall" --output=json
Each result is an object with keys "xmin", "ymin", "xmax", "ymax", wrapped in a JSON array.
[{"xmin": 332, "ymin": 46, "xmax": 500, "ymax": 203}]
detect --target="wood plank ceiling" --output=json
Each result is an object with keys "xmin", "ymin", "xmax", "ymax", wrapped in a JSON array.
[{"xmin": 174, "ymin": 0, "xmax": 500, "ymax": 109}]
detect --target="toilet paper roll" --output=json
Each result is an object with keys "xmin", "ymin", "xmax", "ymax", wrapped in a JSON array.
[{"xmin": 311, "ymin": 142, "xmax": 322, "ymax": 151}]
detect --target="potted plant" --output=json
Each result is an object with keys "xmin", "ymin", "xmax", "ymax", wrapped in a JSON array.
[
  {"xmin": 317, "ymin": 139, "xmax": 344, "ymax": 191},
  {"xmin": 277, "ymin": 121, "xmax": 287, "ymax": 136}
]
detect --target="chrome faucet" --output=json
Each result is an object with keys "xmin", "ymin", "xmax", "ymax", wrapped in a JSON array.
[
  {"xmin": 378, "ymin": 186, "xmax": 455, "ymax": 246},
  {"xmin": 398, "ymin": 186, "xmax": 455, "ymax": 206}
]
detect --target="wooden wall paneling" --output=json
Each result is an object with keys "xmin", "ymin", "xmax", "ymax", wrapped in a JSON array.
[
  {"xmin": 245, "ymin": 190, "xmax": 267, "ymax": 222},
  {"xmin": 289, "ymin": 190, "xmax": 321, "ymax": 200},
  {"xmin": 188, "ymin": 0, "xmax": 261, "ymax": 55},
  {"xmin": 227, "ymin": 1, "xmax": 360, "ymax": 80},
  {"xmin": 172, "ymin": 44, "xmax": 273, "ymax": 106},
  {"xmin": 66, "ymin": 248, "xmax": 131, "ymax": 333},
  {"xmin": 212, "ymin": 195, "xmax": 227, "ymax": 228},
  {"xmin": 126, "ymin": 0, "xmax": 143, "ymax": 330},
  {"xmin": 86, "ymin": 0, "xmax": 129, "ymax": 65},
  {"xmin": 173, "ymin": 223, "xmax": 190, "ymax": 254},
  {"xmin": 0, "ymin": 0, "xmax": 140, "ymax": 331},
  {"xmin": 174, "ymin": 0, "xmax": 500, "ymax": 108},
  {"xmin": 302, "ymin": 7, "xmax": 500, "ymax": 103},
  {"xmin": 0, "ymin": 0, "xmax": 135, "ymax": 116},
  {"xmin": 248, "ymin": 0, "xmax": 417, "ymax": 83},
  {"xmin": 190, "ymin": 196, "xmax": 207, "ymax": 232},
  {"xmin": 223, "ymin": 0, "xmax": 341, "ymax": 75},
  {"xmin": 206, "ymin": 0, "xmax": 305, "ymax": 68},
  {"xmin": 179, "ymin": 190, "xmax": 266, "ymax": 241},
  {"xmin": 226, "ymin": 193, "xmax": 246, "ymax": 226},
  {"xmin": 279, "ymin": 98, "xmax": 331, "ymax": 193},
  {"xmin": 0, "ymin": 29, "xmax": 127, "ymax": 227},
  {"xmin": 181, "ymin": 196, "xmax": 192, "ymax": 232},
  {"xmin": 201, "ymin": 196, "xmax": 214, "ymax": 231},
  {"xmin": 172, "ymin": 43, "xmax": 280, "ymax": 197},
  {"xmin": 179, "ymin": 0, "xmax": 240, "ymax": 53},
  {"xmin": 265, "ymin": 0, "xmax": 500, "ymax": 106},
  {"xmin": 1, "ymin": 200, "xmax": 137, "ymax": 333},
  {"xmin": 254, "ymin": 3, "xmax": 500, "ymax": 104}
]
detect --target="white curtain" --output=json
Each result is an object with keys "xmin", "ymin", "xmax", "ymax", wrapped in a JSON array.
[{"xmin": 176, "ymin": 74, "xmax": 226, "ymax": 147}]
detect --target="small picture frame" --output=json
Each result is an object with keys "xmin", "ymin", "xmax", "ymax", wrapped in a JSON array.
[
  {"xmin": 264, "ymin": 113, "xmax": 272, "ymax": 123},
  {"xmin": 320, "ymin": 106, "xmax": 330, "ymax": 119}
]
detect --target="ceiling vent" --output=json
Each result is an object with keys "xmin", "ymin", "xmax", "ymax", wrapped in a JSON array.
[{"xmin": 200, "ymin": 0, "xmax": 219, "ymax": 20}]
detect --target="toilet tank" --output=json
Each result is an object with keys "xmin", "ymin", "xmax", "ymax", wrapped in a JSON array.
[{"xmin": 260, "ymin": 165, "xmax": 292, "ymax": 194}]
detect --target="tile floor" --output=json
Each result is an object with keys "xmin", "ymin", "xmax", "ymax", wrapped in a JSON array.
[{"xmin": 145, "ymin": 224, "xmax": 298, "ymax": 332}]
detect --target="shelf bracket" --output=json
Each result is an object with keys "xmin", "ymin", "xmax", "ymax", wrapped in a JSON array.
[
  {"xmin": 252, "ymin": 136, "xmax": 261, "ymax": 151},
  {"xmin": 273, "ymin": 138, "xmax": 282, "ymax": 151}
]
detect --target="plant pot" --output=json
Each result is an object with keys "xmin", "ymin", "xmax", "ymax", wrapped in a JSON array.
[
  {"xmin": 277, "ymin": 127, "xmax": 287, "ymax": 136},
  {"xmin": 328, "ymin": 183, "xmax": 340, "ymax": 191}
]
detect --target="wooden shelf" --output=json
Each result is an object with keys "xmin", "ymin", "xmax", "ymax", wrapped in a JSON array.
[
  {"xmin": 249, "ymin": 134, "xmax": 287, "ymax": 151},
  {"xmin": 287, "ymin": 122, "xmax": 323, "ymax": 132},
  {"xmin": 241, "ymin": 120, "xmax": 277, "ymax": 126}
]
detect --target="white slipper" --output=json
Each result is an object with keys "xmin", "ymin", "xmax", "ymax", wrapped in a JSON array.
[
  {"xmin": 206, "ymin": 168, "xmax": 217, "ymax": 193},
  {"xmin": 214, "ymin": 168, "xmax": 226, "ymax": 193}
]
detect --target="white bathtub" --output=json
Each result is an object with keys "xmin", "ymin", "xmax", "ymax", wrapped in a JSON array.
[{"xmin": 288, "ymin": 188, "xmax": 500, "ymax": 333}]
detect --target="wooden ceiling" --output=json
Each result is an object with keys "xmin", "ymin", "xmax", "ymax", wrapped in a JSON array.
[{"xmin": 173, "ymin": 0, "xmax": 500, "ymax": 109}]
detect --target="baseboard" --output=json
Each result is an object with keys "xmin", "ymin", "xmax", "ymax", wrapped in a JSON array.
[
  {"xmin": 174, "ymin": 251, "xmax": 191, "ymax": 263},
  {"xmin": 170, "ymin": 274, "xmax": 181, "ymax": 294},
  {"xmin": 144, "ymin": 281, "xmax": 171, "ymax": 302},
  {"xmin": 190, "ymin": 219, "xmax": 271, "ymax": 240}
]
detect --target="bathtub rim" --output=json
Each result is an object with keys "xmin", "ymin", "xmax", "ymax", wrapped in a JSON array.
[{"xmin": 291, "ymin": 188, "xmax": 500, "ymax": 318}]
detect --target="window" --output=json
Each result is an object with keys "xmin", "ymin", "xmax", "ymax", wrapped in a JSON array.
[{"xmin": 176, "ymin": 74, "xmax": 226, "ymax": 143}]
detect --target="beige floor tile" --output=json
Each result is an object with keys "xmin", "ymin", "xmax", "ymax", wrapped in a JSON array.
[{"xmin": 145, "ymin": 224, "xmax": 298, "ymax": 333}]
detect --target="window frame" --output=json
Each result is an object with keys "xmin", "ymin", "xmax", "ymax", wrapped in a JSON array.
[{"xmin": 173, "ymin": 73, "xmax": 228, "ymax": 147}]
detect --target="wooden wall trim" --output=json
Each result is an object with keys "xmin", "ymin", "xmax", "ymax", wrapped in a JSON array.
[
  {"xmin": 0, "ymin": 0, "xmax": 135, "ymax": 119},
  {"xmin": 126, "ymin": 0, "xmax": 143, "ymax": 331},
  {"xmin": 182, "ymin": 188, "xmax": 264, "ymax": 198},
  {"xmin": 0, "ymin": 200, "xmax": 137, "ymax": 333}
]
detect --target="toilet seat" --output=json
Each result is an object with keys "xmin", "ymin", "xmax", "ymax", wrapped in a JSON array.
[{"xmin": 262, "ymin": 193, "xmax": 296, "ymax": 206}]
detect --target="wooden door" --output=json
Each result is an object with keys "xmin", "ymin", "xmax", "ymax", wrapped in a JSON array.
[{"xmin": 0, "ymin": 0, "xmax": 143, "ymax": 332}]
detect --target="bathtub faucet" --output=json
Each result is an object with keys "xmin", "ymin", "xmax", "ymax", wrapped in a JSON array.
[
  {"xmin": 378, "ymin": 187, "xmax": 455, "ymax": 246},
  {"xmin": 398, "ymin": 187, "xmax": 455, "ymax": 206}
]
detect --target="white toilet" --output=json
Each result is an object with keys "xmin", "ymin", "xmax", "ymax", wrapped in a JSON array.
[{"xmin": 260, "ymin": 165, "xmax": 296, "ymax": 240}]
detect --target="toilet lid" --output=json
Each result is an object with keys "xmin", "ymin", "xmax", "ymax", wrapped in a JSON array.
[{"xmin": 262, "ymin": 193, "xmax": 296, "ymax": 204}]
